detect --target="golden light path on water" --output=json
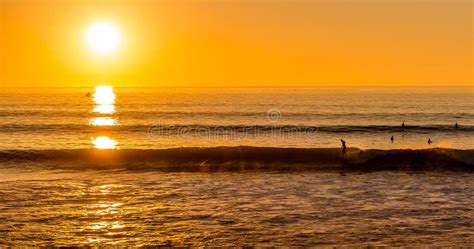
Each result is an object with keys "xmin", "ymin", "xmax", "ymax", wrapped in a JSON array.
[
  {"xmin": 89, "ymin": 117, "xmax": 118, "ymax": 126},
  {"xmin": 90, "ymin": 85, "xmax": 119, "ymax": 149},
  {"xmin": 92, "ymin": 136, "xmax": 118, "ymax": 149},
  {"xmin": 93, "ymin": 86, "xmax": 116, "ymax": 114},
  {"xmin": 93, "ymin": 104, "xmax": 115, "ymax": 114},
  {"xmin": 83, "ymin": 184, "xmax": 126, "ymax": 244}
]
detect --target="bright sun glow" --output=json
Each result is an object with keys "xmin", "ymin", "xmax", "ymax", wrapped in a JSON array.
[
  {"xmin": 93, "ymin": 86, "xmax": 115, "ymax": 105},
  {"xmin": 86, "ymin": 22, "xmax": 121, "ymax": 54},
  {"xmin": 89, "ymin": 117, "xmax": 118, "ymax": 126},
  {"xmin": 92, "ymin": 136, "xmax": 118, "ymax": 149}
]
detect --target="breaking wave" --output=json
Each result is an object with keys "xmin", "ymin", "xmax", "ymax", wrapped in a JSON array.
[{"xmin": 0, "ymin": 147, "xmax": 472, "ymax": 172}]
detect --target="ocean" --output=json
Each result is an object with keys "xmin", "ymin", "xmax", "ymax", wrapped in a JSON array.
[
  {"xmin": 1, "ymin": 87, "xmax": 473, "ymax": 150},
  {"xmin": 0, "ymin": 87, "xmax": 473, "ymax": 246}
]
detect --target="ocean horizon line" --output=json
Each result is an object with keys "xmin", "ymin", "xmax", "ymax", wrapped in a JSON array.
[{"xmin": 1, "ymin": 85, "xmax": 473, "ymax": 89}]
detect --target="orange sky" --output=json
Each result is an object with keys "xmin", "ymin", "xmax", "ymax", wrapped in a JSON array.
[{"xmin": 1, "ymin": 0, "xmax": 473, "ymax": 87}]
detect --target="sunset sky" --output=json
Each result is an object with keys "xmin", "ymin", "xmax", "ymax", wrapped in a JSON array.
[{"xmin": 1, "ymin": 0, "xmax": 472, "ymax": 87}]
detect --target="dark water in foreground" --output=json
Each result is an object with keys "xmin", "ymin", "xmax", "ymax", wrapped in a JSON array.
[{"xmin": 0, "ymin": 170, "xmax": 473, "ymax": 246}]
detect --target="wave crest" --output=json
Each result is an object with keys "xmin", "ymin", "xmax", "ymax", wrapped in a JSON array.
[{"xmin": 0, "ymin": 147, "xmax": 472, "ymax": 172}]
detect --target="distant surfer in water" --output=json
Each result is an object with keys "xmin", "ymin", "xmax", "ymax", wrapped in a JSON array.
[
  {"xmin": 340, "ymin": 139, "xmax": 347, "ymax": 156},
  {"xmin": 427, "ymin": 138, "xmax": 432, "ymax": 145},
  {"xmin": 455, "ymin": 122, "xmax": 458, "ymax": 130},
  {"xmin": 401, "ymin": 122, "xmax": 405, "ymax": 130},
  {"xmin": 390, "ymin": 136, "xmax": 394, "ymax": 143}
]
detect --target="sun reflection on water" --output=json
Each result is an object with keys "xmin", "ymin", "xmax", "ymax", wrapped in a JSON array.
[
  {"xmin": 90, "ymin": 85, "xmax": 119, "ymax": 148},
  {"xmin": 93, "ymin": 104, "xmax": 115, "ymax": 114},
  {"xmin": 93, "ymin": 86, "xmax": 115, "ymax": 105},
  {"xmin": 89, "ymin": 117, "xmax": 118, "ymax": 126},
  {"xmin": 92, "ymin": 136, "xmax": 118, "ymax": 149},
  {"xmin": 85, "ymin": 184, "xmax": 126, "ymax": 235},
  {"xmin": 91, "ymin": 202, "xmax": 123, "ymax": 215},
  {"xmin": 92, "ymin": 86, "xmax": 116, "ymax": 114},
  {"xmin": 90, "ymin": 221, "xmax": 108, "ymax": 230}
]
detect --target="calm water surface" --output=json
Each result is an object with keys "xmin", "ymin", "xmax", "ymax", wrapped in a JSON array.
[{"xmin": 1, "ymin": 87, "xmax": 473, "ymax": 149}]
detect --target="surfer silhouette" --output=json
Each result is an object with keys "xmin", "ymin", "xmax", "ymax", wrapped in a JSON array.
[
  {"xmin": 427, "ymin": 138, "xmax": 432, "ymax": 145},
  {"xmin": 340, "ymin": 139, "xmax": 347, "ymax": 157},
  {"xmin": 455, "ymin": 122, "xmax": 458, "ymax": 130},
  {"xmin": 390, "ymin": 136, "xmax": 394, "ymax": 143},
  {"xmin": 401, "ymin": 122, "xmax": 405, "ymax": 130}
]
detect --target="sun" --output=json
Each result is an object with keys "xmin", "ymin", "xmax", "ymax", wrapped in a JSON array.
[{"xmin": 86, "ymin": 22, "xmax": 121, "ymax": 54}]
